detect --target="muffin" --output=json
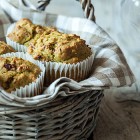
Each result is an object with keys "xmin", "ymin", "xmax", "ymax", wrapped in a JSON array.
[
  {"xmin": 7, "ymin": 18, "xmax": 34, "ymax": 44},
  {"xmin": 0, "ymin": 41, "xmax": 15, "ymax": 55},
  {"xmin": 15, "ymin": 18, "xmax": 34, "ymax": 34},
  {"xmin": 0, "ymin": 52, "xmax": 45, "ymax": 97},
  {"xmin": 6, "ymin": 18, "xmax": 57, "ymax": 52},
  {"xmin": 27, "ymin": 31, "xmax": 94, "ymax": 85},
  {"xmin": 28, "ymin": 31, "xmax": 92, "ymax": 63}
]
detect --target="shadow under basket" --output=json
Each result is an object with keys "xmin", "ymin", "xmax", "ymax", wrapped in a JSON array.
[{"xmin": 0, "ymin": 90, "xmax": 103, "ymax": 140}]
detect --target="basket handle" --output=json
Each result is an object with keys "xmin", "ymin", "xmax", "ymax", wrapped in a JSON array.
[
  {"xmin": 76, "ymin": 0, "xmax": 95, "ymax": 22},
  {"xmin": 20, "ymin": 0, "xmax": 95, "ymax": 22}
]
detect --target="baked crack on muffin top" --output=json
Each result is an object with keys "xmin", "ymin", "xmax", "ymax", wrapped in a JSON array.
[
  {"xmin": 0, "ymin": 41, "xmax": 15, "ymax": 55},
  {"xmin": 0, "ymin": 57, "xmax": 41, "ymax": 92},
  {"xmin": 27, "ymin": 31, "xmax": 92, "ymax": 64}
]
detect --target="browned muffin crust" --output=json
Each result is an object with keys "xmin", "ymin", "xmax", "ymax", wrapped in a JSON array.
[
  {"xmin": 7, "ymin": 18, "xmax": 57, "ymax": 46},
  {"xmin": 27, "ymin": 31, "xmax": 92, "ymax": 63},
  {"xmin": 0, "ymin": 57, "xmax": 41, "ymax": 92},
  {"xmin": 7, "ymin": 26, "xmax": 33, "ymax": 44},
  {"xmin": 0, "ymin": 41, "xmax": 16, "ymax": 55}
]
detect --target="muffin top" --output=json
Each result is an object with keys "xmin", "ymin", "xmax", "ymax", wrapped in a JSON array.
[
  {"xmin": 7, "ymin": 18, "xmax": 57, "ymax": 46},
  {"xmin": 15, "ymin": 18, "xmax": 34, "ymax": 33},
  {"xmin": 0, "ymin": 41, "xmax": 16, "ymax": 55},
  {"xmin": 24, "ymin": 26, "xmax": 57, "ymax": 47},
  {"xmin": 7, "ymin": 26, "xmax": 33, "ymax": 44},
  {"xmin": 0, "ymin": 57, "xmax": 41, "ymax": 92},
  {"xmin": 7, "ymin": 18, "xmax": 34, "ymax": 44},
  {"xmin": 27, "ymin": 31, "xmax": 92, "ymax": 63}
]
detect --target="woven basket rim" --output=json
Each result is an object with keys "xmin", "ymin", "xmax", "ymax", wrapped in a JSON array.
[{"xmin": 0, "ymin": 84, "xmax": 103, "ymax": 107}]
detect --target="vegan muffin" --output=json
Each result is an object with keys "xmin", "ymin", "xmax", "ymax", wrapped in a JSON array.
[
  {"xmin": 0, "ymin": 56, "xmax": 41, "ymax": 93},
  {"xmin": 15, "ymin": 18, "xmax": 34, "ymax": 34},
  {"xmin": 27, "ymin": 31, "xmax": 92, "ymax": 63},
  {"xmin": 27, "ymin": 31, "xmax": 94, "ymax": 85},
  {"xmin": 0, "ymin": 41, "xmax": 15, "ymax": 55},
  {"xmin": 7, "ymin": 18, "xmax": 34, "ymax": 45},
  {"xmin": 7, "ymin": 25, "xmax": 33, "ymax": 44},
  {"xmin": 7, "ymin": 18, "xmax": 57, "ymax": 52}
]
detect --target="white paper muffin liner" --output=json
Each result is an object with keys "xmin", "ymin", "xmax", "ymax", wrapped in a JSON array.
[
  {"xmin": 1, "ymin": 52, "xmax": 45, "ymax": 98},
  {"xmin": 6, "ymin": 23, "xmax": 27, "ymax": 52},
  {"xmin": 44, "ymin": 50, "xmax": 95, "ymax": 86}
]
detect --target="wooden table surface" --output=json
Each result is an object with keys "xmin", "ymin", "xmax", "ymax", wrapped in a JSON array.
[{"xmin": 92, "ymin": 88, "xmax": 140, "ymax": 140}]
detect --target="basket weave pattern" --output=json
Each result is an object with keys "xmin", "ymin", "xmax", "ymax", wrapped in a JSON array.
[{"xmin": 0, "ymin": 90, "xmax": 103, "ymax": 140}]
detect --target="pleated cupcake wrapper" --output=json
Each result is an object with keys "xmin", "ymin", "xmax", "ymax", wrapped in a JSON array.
[
  {"xmin": 1, "ymin": 52, "xmax": 45, "ymax": 98},
  {"xmin": 44, "ymin": 52, "xmax": 95, "ymax": 86},
  {"xmin": 6, "ymin": 23, "xmax": 27, "ymax": 52}
]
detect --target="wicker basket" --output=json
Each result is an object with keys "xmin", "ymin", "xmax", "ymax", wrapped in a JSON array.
[
  {"xmin": 0, "ymin": 0, "xmax": 104, "ymax": 139},
  {"xmin": 0, "ymin": 90, "xmax": 103, "ymax": 139}
]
